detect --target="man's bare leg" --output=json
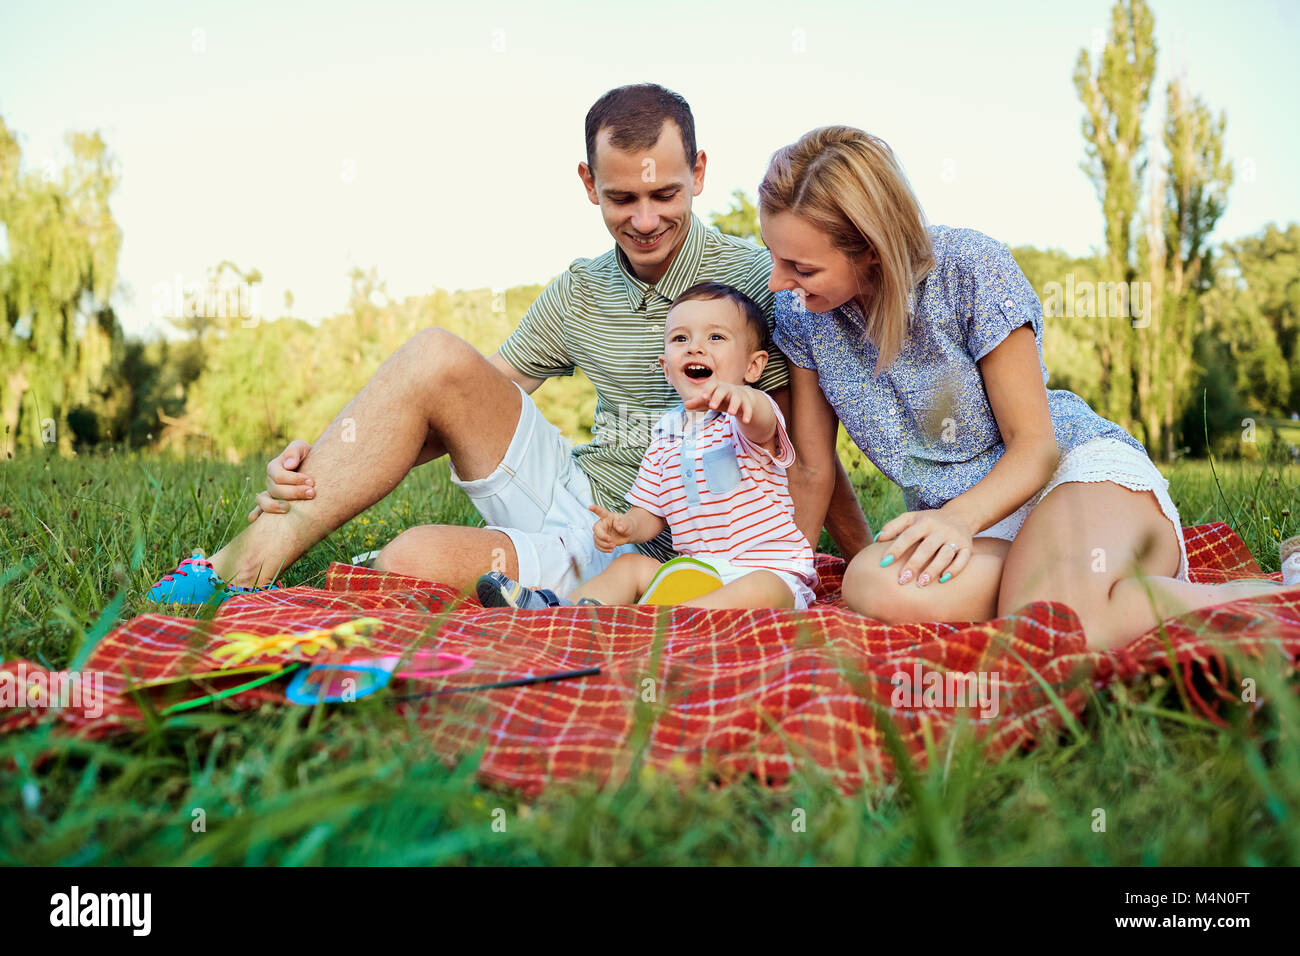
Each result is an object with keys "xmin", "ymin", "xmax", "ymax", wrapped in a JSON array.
[
  {"xmin": 206, "ymin": 328, "xmax": 524, "ymax": 588},
  {"xmin": 369, "ymin": 525, "xmax": 521, "ymax": 591}
]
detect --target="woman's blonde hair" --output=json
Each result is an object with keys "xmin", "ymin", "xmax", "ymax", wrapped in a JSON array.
[{"xmin": 758, "ymin": 126, "xmax": 934, "ymax": 372}]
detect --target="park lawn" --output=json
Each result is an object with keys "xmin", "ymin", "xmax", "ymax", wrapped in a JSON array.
[{"xmin": 0, "ymin": 448, "xmax": 1297, "ymax": 865}]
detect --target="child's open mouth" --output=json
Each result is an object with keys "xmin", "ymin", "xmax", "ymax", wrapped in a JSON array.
[{"xmin": 683, "ymin": 363, "xmax": 713, "ymax": 380}]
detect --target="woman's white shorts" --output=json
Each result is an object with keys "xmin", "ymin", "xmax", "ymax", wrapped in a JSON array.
[{"xmin": 974, "ymin": 437, "xmax": 1188, "ymax": 581}]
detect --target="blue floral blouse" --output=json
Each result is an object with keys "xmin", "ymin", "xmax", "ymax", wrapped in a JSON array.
[{"xmin": 772, "ymin": 225, "xmax": 1146, "ymax": 512}]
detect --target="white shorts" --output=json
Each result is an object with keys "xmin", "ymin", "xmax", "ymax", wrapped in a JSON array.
[
  {"xmin": 691, "ymin": 555, "xmax": 819, "ymax": 611},
  {"xmin": 974, "ymin": 437, "xmax": 1188, "ymax": 581},
  {"xmin": 447, "ymin": 381, "xmax": 640, "ymax": 593}
]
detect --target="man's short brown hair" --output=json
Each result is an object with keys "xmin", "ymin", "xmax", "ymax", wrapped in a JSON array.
[
  {"xmin": 669, "ymin": 281, "xmax": 768, "ymax": 353},
  {"xmin": 584, "ymin": 83, "xmax": 697, "ymax": 174}
]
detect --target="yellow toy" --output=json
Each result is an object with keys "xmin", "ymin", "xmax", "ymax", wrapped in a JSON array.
[
  {"xmin": 636, "ymin": 556, "xmax": 724, "ymax": 605},
  {"xmin": 209, "ymin": 617, "xmax": 382, "ymax": 666}
]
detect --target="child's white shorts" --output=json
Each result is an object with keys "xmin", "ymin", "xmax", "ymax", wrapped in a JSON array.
[{"xmin": 692, "ymin": 555, "xmax": 819, "ymax": 611}]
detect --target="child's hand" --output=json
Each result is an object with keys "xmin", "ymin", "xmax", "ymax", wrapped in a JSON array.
[
  {"xmin": 683, "ymin": 380, "xmax": 760, "ymax": 423},
  {"xmin": 588, "ymin": 504, "xmax": 634, "ymax": 552}
]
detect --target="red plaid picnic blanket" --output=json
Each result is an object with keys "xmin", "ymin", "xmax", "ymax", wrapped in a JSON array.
[{"xmin": 4, "ymin": 522, "xmax": 1299, "ymax": 795}]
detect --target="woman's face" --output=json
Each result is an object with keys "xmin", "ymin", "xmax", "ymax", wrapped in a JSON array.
[{"xmin": 760, "ymin": 209, "xmax": 876, "ymax": 314}]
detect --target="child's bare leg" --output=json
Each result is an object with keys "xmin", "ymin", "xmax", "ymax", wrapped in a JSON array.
[
  {"xmin": 568, "ymin": 553, "xmax": 661, "ymax": 605},
  {"xmin": 680, "ymin": 570, "xmax": 795, "ymax": 609}
]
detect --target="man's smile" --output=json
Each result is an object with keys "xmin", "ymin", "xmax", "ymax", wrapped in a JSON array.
[{"xmin": 628, "ymin": 226, "xmax": 671, "ymax": 250}]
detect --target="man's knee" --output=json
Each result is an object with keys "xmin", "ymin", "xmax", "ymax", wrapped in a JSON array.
[
  {"xmin": 405, "ymin": 328, "xmax": 493, "ymax": 390},
  {"xmin": 841, "ymin": 541, "xmax": 932, "ymax": 623},
  {"xmin": 406, "ymin": 328, "xmax": 517, "ymax": 436},
  {"xmin": 371, "ymin": 525, "xmax": 517, "ymax": 580},
  {"xmin": 371, "ymin": 526, "xmax": 435, "ymax": 576}
]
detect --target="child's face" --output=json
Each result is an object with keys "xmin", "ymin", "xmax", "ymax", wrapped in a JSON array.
[{"xmin": 658, "ymin": 299, "xmax": 768, "ymax": 400}]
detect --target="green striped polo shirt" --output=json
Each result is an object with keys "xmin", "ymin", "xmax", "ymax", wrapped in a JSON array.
[{"xmin": 496, "ymin": 212, "xmax": 790, "ymax": 562}]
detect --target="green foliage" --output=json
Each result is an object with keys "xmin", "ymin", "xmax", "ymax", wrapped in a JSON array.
[
  {"xmin": 170, "ymin": 279, "xmax": 598, "ymax": 457},
  {"xmin": 1066, "ymin": 0, "xmax": 1250, "ymax": 459},
  {"xmin": 1010, "ymin": 245, "xmax": 1108, "ymax": 409},
  {"xmin": 710, "ymin": 188, "xmax": 762, "ymax": 245},
  {"xmin": 1176, "ymin": 340, "xmax": 1250, "ymax": 459},
  {"xmin": 1073, "ymin": 0, "xmax": 1156, "ymax": 284},
  {"xmin": 0, "ymin": 117, "xmax": 125, "ymax": 457},
  {"xmin": 1205, "ymin": 223, "xmax": 1300, "ymax": 416}
]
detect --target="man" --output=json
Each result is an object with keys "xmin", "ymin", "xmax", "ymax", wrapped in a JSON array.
[{"xmin": 147, "ymin": 83, "xmax": 871, "ymax": 605}]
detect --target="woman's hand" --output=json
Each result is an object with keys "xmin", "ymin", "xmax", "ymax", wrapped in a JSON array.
[{"xmin": 873, "ymin": 506, "xmax": 975, "ymax": 587}]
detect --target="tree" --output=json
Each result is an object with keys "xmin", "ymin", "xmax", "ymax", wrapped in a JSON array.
[
  {"xmin": 0, "ymin": 118, "xmax": 123, "ymax": 456},
  {"xmin": 1073, "ymin": 0, "xmax": 1241, "ymax": 459},
  {"xmin": 1202, "ymin": 223, "xmax": 1300, "ymax": 417},
  {"xmin": 710, "ymin": 189, "xmax": 762, "ymax": 245},
  {"xmin": 1152, "ymin": 76, "xmax": 1233, "ymax": 458},
  {"xmin": 1072, "ymin": 0, "xmax": 1157, "ymax": 431}
]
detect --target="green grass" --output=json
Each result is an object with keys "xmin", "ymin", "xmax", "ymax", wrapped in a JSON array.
[{"xmin": 0, "ymin": 447, "xmax": 1298, "ymax": 865}]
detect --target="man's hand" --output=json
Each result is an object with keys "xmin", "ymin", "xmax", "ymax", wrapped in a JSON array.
[
  {"xmin": 588, "ymin": 504, "xmax": 635, "ymax": 552},
  {"xmin": 247, "ymin": 439, "xmax": 315, "ymax": 522}
]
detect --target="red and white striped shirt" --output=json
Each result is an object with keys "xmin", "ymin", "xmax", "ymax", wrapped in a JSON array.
[{"xmin": 624, "ymin": 390, "xmax": 817, "ymax": 587}]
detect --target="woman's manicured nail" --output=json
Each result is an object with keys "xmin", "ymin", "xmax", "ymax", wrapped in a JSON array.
[
  {"xmin": 879, "ymin": 554, "xmax": 894, "ymax": 568},
  {"xmin": 939, "ymin": 572, "xmax": 951, "ymax": 583},
  {"xmin": 306, "ymin": 489, "xmax": 314, "ymax": 497},
  {"xmin": 897, "ymin": 569, "xmax": 912, "ymax": 585},
  {"xmin": 917, "ymin": 573, "xmax": 930, "ymax": 587}
]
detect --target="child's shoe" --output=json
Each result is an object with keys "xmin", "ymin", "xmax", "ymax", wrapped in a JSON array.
[
  {"xmin": 476, "ymin": 571, "xmax": 572, "ymax": 609},
  {"xmin": 146, "ymin": 551, "xmax": 281, "ymax": 606},
  {"xmin": 1282, "ymin": 535, "xmax": 1300, "ymax": 587}
]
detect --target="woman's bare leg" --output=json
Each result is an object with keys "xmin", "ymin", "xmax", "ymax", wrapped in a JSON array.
[
  {"xmin": 998, "ymin": 481, "xmax": 1284, "ymax": 650},
  {"xmin": 840, "ymin": 537, "xmax": 1010, "ymax": 623}
]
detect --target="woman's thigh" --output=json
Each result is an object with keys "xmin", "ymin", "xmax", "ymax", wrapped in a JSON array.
[
  {"xmin": 842, "ymin": 537, "xmax": 1009, "ymax": 624},
  {"xmin": 997, "ymin": 480, "xmax": 1180, "ymax": 619}
]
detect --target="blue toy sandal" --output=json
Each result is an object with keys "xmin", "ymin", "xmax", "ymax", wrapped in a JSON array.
[{"xmin": 147, "ymin": 551, "xmax": 282, "ymax": 606}]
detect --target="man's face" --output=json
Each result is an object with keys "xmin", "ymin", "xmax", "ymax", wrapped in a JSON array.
[
  {"xmin": 658, "ymin": 298, "xmax": 767, "ymax": 400},
  {"xmin": 760, "ymin": 209, "xmax": 877, "ymax": 314},
  {"xmin": 579, "ymin": 121, "xmax": 706, "ymax": 285}
]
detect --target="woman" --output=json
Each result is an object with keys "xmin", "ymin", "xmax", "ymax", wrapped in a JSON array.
[{"xmin": 760, "ymin": 125, "xmax": 1281, "ymax": 649}]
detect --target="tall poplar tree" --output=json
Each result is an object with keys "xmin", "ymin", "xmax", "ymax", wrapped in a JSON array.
[{"xmin": 1072, "ymin": 0, "xmax": 1157, "ymax": 433}]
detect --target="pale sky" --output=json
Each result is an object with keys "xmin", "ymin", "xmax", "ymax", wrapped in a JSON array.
[{"xmin": 2, "ymin": 0, "xmax": 1296, "ymax": 338}]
